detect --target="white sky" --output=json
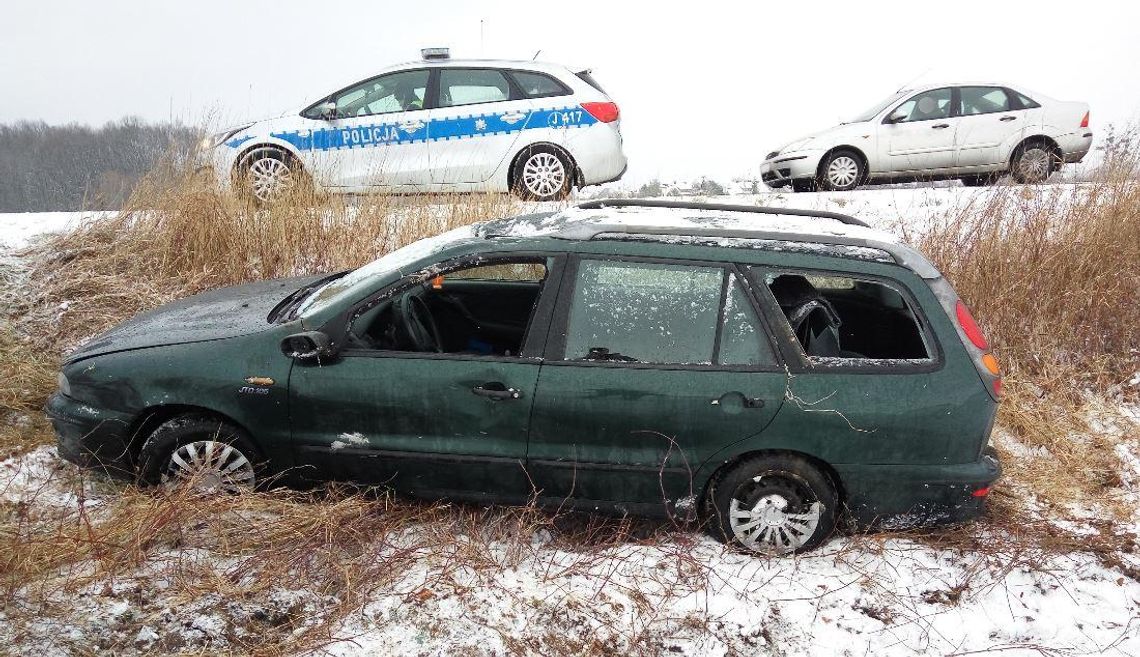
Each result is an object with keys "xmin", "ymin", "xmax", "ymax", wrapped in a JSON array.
[{"xmin": 2, "ymin": 0, "xmax": 1138, "ymax": 184}]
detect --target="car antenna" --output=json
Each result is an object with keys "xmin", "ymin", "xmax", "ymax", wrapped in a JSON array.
[{"xmin": 532, "ymin": 49, "xmax": 542, "ymax": 61}]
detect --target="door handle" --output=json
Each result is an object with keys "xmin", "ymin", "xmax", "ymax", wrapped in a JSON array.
[
  {"xmin": 472, "ymin": 382, "xmax": 521, "ymax": 400},
  {"xmin": 710, "ymin": 394, "xmax": 765, "ymax": 408},
  {"xmin": 931, "ymin": 123, "xmax": 950, "ymax": 129},
  {"xmin": 999, "ymin": 116, "xmax": 1018, "ymax": 122}
]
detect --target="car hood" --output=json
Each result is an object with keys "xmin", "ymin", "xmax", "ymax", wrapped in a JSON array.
[
  {"xmin": 66, "ymin": 275, "xmax": 324, "ymax": 363},
  {"xmin": 774, "ymin": 123, "xmax": 872, "ymax": 155}
]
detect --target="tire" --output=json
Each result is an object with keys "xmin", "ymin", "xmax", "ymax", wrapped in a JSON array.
[
  {"xmin": 960, "ymin": 174, "xmax": 994, "ymax": 187},
  {"xmin": 137, "ymin": 413, "xmax": 263, "ymax": 491},
  {"xmin": 239, "ymin": 147, "xmax": 299, "ymax": 204},
  {"xmin": 512, "ymin": 146, "xmax": 573, "ymax": 201},
  {"xmin": 1011, "ymin": 141, "xmax": 1058, "ymax": 184},
  {"xmin": 791, "ymin": 178, "xmax": 817, "ymax": 193},
  {"xmin": 705, "ymin": 454, "xmax": 838, "ymax": 554},
  {"xmin": 817, "ymin": 149, "xmax": 864, "ymax": 192}
]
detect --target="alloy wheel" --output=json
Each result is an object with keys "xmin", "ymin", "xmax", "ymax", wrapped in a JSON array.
[
  {"xmin": 1018, "ymin": 147, "xmax": 1052, "ymax": 182},
  {"xmin": 161, "ymin": 440, "xmax": 256, "ymax": 493},
  {"xmin": 246, "ymin": 156, "xmax": 293, "ymax": 202},
  {"xmin": 521, "ymin": 152, "xmax": 566, "ymax": 199},
  {"xmin": 728, "ymin": 475, "xmax": 822, "ymax": 554},
  {"xmin": 826, "ymin": 155, "xmax": 859, "ymax": 189}
]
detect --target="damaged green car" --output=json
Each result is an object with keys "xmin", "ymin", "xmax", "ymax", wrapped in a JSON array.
[{"xmin": 47, "ymin": 200, "xmax": 1001, "ymax": 554}]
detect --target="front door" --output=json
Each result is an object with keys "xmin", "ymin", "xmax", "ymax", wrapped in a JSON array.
[
  {"xmin": 878, "ymin": 87, "xmax": 959, "ymax": 172},
  {"xmin": 288, "ymin": 256, "xmax": 560, "ymax": 500},
  {"xmin": 314, "ymin": 68, "xmax": 433, "ymax": 188},
  {"xmin": 527, "ymin": 257, "xmax": 789, "ymax": 510},
  {"xmin": 430, "ymin": 68, "xmax": 532, "ymax": 185}
]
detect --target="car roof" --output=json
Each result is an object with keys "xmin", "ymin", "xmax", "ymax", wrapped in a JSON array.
[
  {"xmin": 477, "ymin": 200, "xmax": 942, "ymax": 279},
  {"xmin": 901, "ymin": 81, "xmax": 1033, "ymax": 95},
  {"xmin": 383, "ymin": 58, "xmax": 576, "ymax": 74}
]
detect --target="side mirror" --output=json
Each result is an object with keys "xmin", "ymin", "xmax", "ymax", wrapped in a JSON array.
[
  {"xmin": 281, "ymin": 331, "xmax": 335, "ymax": 360},
  {"xmin": 319, "ymin": 100, "xmax": 337, "ymax": 120},
  {"xmin": 887, "ymin": 110, "xmax": 909, "ymax": 124}
]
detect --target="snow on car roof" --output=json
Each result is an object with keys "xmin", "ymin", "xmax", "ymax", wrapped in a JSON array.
[{"xmin": 477, "ymin": 202, "xmax": 942, "ymax": 279}]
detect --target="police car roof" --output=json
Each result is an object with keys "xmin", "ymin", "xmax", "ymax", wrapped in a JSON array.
[
  {"xmin": 388, "ymin": 58, "xmax": 575, "ymax": 73},
  {"xmin": 476, "ymin": 200, "xmax": 941, "ymax": 279}
]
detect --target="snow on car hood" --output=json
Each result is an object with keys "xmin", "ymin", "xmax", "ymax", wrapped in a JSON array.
[{"xmin": 66, "ymin": 275, "xmax": 324, "ymax": 363}]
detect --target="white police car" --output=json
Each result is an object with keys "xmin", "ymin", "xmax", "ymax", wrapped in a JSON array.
[{"xmin": 201, "ymin": 49, "xmax": 627, "ymax": 202}]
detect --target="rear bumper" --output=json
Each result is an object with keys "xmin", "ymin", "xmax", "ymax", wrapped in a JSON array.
[
  {"xmin": 836, "ymin": 449, "xmax": 1002, "ymax": 529},
  {"xmin": 1056, "ymin": 131, "xmax": 1094, "ymax": 164},
  {"xmin": 45, "ymin": 392, "xmax": 136, "ymax": 479}
]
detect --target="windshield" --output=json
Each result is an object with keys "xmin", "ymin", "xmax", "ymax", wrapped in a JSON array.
[
  {"xmin": 292, "ymin": 224, "xmax": 480, "ymax": 319},
  {"xmin": 846, "ymin": 91, "xmax": 908, "ymax": 123}
]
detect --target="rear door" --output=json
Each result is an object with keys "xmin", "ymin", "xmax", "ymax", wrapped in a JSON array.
[
  {"xmin": 526, "ymin": 256, "xmax": 788, "ymax": 510},
  {"xmin": 429, "ymin": 68, "xmax": 533, "ymax": 184},
  {"xmin": 877, "ymin": 87, "xmax": 959, "ymax": 172},
  {"xmin": 955, "ymin": 86, "xmax": 1026, "ymax": 167}
]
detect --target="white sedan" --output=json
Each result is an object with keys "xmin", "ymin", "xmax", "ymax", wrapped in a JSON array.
[
  {"xmin": 200, "ymin": 50, "xmax": 627, "ymax": 202},
  {"xmin": 762, "ymin": 83, "xmax": 1093, "ymax": 192}
]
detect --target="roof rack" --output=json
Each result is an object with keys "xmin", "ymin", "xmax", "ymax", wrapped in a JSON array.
[{"xmin": 575, "ymin": 198, "xmax": 870, "ymax": 228}]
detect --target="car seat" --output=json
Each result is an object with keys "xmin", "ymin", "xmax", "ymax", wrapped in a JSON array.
[{"xmin": 769, "ymin": 275, "xmax": 862, "ymax": 358}]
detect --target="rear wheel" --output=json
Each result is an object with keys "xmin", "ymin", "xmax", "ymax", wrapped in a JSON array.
[
  {"xmin": 138, "ymin": 414, "xmax": 263, "ymax": 492},
  {"xmin": 705, "ymin": 454, "xmax": 838, "ymax": 554},
  {"xmin": 512, "ymin": 146, "xmax": 573, "ymax": 201},
  {"xmin": 817, "ymin": 149, "xmax": 864, "ymax": 191},
  {"xmin": 1011, "ymin": 142, "xmax": 1058, "ymax": 184}
]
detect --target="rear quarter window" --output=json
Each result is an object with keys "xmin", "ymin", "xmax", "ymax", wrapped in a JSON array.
[{"xmin": 510, "ymin": 71, "xmax": 571, "ymax": 98}]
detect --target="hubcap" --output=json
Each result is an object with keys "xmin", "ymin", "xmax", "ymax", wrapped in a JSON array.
[
  {"xmin": 162, "ymin": 440, "xmax": 255, "ymax": 493},
  {"xmin": 521, "ymin": 152, "xmax": 566, "ymax": 198},
  {"xmin": 246, "ymin": 157, "xmax": 293, "ymax": 202},
  {"xmin": 728, "ymin": 477, "xmax": 822, "ymax": 554},
  {"xmin": 826, "ymin": 156, "xmax": 859, "ymax": 188},
  {"xmin": 1019, "ymin": 148, "xmax": 1051, "ymax": 181}
]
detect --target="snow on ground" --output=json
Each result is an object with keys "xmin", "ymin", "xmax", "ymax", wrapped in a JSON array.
[{"xmin": 0, "ymin": 211, "xmax": 113, "ymax": 250}]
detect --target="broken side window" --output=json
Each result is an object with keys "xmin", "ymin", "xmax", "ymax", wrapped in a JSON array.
[{"xmin": 764, "ymin": 272, "xmax": 931, "ymax": 362}]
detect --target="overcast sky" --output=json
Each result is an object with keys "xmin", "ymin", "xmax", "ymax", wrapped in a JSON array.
[{"xmin": 2, "ymin": 1, "xmax": 1138, "ymax": 184}]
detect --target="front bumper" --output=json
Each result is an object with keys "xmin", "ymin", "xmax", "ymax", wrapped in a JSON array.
[
  {"xmin": 45, "ymin": 392, "xmax": 136, "ymax": 478},
  {"xmin": 760, "ymin": 150, "xmax": 821, "ymax": 187},
  {"xmin": 836, "ymin": 450, "xmax": 1002, "ymax": 530}
]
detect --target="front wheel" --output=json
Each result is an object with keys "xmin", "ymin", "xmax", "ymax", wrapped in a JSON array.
[
  {"xmin": 137, "ymin": 414, "xmax": 263, "ymax": 493},
  {"xmin": 817, "ymin": 150, "xmax": 864, "ymax": 192},
  {"xmin": 512, "ymin": 147, "xmax": 573, "ymax": 201},
  {"xmin": 706, "ymin": 454, "xmax": 838, "ymax": 554},
  {"xmin": 240, "ymin": 148, "xmax": 298, "ymax": 204}
]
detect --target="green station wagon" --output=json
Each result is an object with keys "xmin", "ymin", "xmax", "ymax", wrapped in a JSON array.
[{"xmin": 48, "ymin": 200, "xmax": 1002, "ymax": 554}]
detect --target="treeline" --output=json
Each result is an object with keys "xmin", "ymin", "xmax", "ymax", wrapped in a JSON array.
[{"xmin": 0, "ymin": 119, "xmax": 199, "ymax": 212}]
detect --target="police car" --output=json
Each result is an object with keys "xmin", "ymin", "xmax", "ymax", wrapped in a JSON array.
[{"xmin": 201, "ymin": 49, "xmax": 627, "ymax": 202}]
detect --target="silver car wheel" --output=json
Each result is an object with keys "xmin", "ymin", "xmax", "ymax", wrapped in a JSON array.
[
  {"xmin": 161, "ymin": 440, "xmax": 256, "ymax": 493},
  {"xmin": 521, "ymin": 152, "xmax": 566, "ymax": 198},
  {"xmin": 729, "ymin": 493, "xmax": 821, "ymax": 554},
  {"xmin": 1018, "ymin": 147, "xmax": 1052, "ymax": 182},
  {"xmin": 826, "ymin": 155, "xmax": 859, "ymax": 189},
  {"xmin": 246, "ymin": 156, "xmax": 293, "ymax": 202}
]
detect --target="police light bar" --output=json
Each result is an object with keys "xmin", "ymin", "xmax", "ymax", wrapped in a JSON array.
[{"xmin": 421, "ymin": 47, "xmax": 450, "ymax": 61}]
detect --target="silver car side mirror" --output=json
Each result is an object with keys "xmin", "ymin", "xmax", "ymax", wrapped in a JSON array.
[
  {"xmin": 887, "ymin": 110, "xmax": 909, "ymax": 124},
  {"xmin": 319, "ymin": 100, "xmax": 337, "ymax": 120}
]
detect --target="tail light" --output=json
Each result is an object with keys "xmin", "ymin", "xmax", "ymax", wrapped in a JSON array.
[
  {"xmin": 953, "ymin": 300, "xmax": 1002, "ymax": 399},
  {"xmin": 581, "ymin": 101, "xmax": 620, "ymax": 123},
  {"xmin": 971, "ymin": 486, "xmax": 991, "ymax": 498},
  {"xmin": 1080, "ymin": 111, "xmax": 1090, "ymax": 128},
  {"xmin": 956, "ymin": 301, "xmax": 989, "ymax": 350}
]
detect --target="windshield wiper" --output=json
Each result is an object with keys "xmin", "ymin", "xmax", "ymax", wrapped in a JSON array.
[{"xmin": 269, "ymin": 271, "xmax": 348, "ymax": 323}]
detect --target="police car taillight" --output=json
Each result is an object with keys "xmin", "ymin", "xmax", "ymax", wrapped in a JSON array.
[
  {"xmin": 581, "ymin": 102, "xmax": 619, "ymax": 123},
  {"xmin": 421, "ymin": 47, "xmax": 450, "ymax": 61}
]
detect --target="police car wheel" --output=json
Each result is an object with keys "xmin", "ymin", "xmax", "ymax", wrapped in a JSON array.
[
  {"xmin": 242, "ymin": 149, "xmax": 296, "ymax": 203},
  {"xmin": 817, "ymin": 150, "xmax": 864, "ymax": 192},
  {"xmin": 513, "ymin": 147, "xmax": 572, "ymax": 201}
]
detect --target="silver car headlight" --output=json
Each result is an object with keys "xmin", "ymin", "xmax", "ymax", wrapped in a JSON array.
[
  {"xmin": 57, "ymin": 371, "xmax": 71, "ymax": 397},
  {"xmin": 201, "ymin": 123, "xmax": 254, "ymax": 150}
]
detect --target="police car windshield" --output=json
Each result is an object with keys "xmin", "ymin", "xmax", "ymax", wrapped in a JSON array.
[
  {"xmin": 291, "ymin": 225, "xmax": 480, "ymax": 319},
  {"xmin": 845, "ymin": 91, "xmax": 908, "ymax": 123}
]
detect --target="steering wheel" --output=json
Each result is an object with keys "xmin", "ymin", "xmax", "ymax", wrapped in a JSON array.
[{"xmin": 394, "ymin": 292, "xmax": 443, "ymax": 352}]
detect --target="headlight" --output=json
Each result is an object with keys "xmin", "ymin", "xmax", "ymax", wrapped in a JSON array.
[
  {"xmin": 202, "ymin": 123, "xmax": 254, "ymax": 150},
  {"xmin": 57, "ymin": 371, "xmax": 71, "ymax": 397}
]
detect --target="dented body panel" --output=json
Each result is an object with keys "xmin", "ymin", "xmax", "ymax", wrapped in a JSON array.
[{"xmin": 48, "ymin": 205, "xmax": 1000, "ymax": 530}]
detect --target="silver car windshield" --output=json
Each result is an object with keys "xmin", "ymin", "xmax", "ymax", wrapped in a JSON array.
[{"xmin": 846, "ymin": 91, "xmax": 908, "ymax": 123}]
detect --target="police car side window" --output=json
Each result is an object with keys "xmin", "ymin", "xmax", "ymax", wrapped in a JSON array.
[
  {"xmin": 333, "ymin": 70, "xmax": 429, "ymax": 118},
  {"xmin": 509, "ymin": 71, "xmax": 570, "ymax": 99},
  {"xmin": 439, "ymin": 69, "xmax": 512, "ymax": 108}
]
